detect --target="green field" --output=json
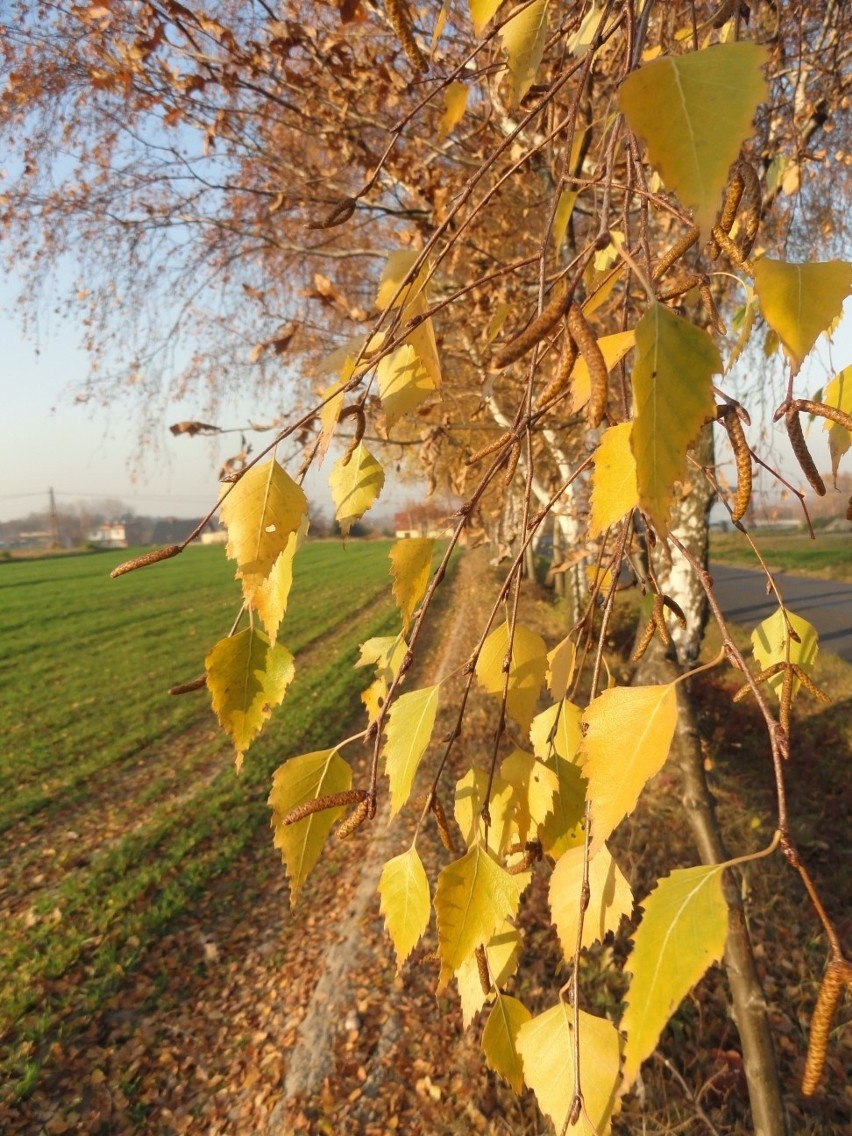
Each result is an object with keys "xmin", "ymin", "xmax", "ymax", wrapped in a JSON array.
[
  {"xmin": 0, "ymin": 540, "xmax": 402, "ymax": 1099},
  {"xmin": 710, "ymin": 528, "xmax": 851, "ymax": 581}
]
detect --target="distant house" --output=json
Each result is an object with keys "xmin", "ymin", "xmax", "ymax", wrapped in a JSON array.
[
  {"xmin": 87, "ymin": 522, "xmax": 127, "ymax": 549},
  {"xmin": 393, "ymin": 509, "xmax": 443, "ymax": 540},
  {"xmin": 13, "ymin": 529, "xmax": 54, "ymax": 550},
  {"xmin": 201, "ymin": 528, "xmax": 228, "ymax": 545}
]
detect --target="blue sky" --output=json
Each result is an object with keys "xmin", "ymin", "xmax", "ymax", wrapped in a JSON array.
[
  {"xmin": 1, "ymin": 305, "xmax": 235, "ymax": 521},
  {"xmin": 1, "ymin": 286, "xmax": 850, "ymax": 524}
]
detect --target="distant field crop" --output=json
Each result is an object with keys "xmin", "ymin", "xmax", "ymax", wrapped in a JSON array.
[
  {"xmin": 0, "ymin": 539, "xmax": 402, "ymax": 1099},
  {"xmin": 710, "ymin": 529, "xmax": 852, "ymax": 581}
]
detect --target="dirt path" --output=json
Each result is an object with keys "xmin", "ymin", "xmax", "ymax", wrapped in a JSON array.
[{"xmin": 265, "ymin": 547, "xmax": 520, "ymax": 1136}]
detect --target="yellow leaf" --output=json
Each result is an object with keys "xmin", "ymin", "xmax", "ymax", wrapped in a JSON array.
[
  {"xmin": 268, "ymin": 749, "xmax": 351, "ymax": 906},
  {"xmin": 356, "ymin": 635, "xmax": 407, "ymax": 672},
  {"xmin": 751, "ymin": 609, "xmax": 819, "ymax": 700},
  {"xmin": 469, "ymin": 0, "xmax": 504, "ymax": 36},
  {"xmin": 586, "ymin": 564, "xmax": 613, "ymax": 593},
  {"xmin": 484, "ymin": 302, "xmax": 510, "ymax": 345},
  {"xmin": 567, "ymin": 0, "xmax": 605, "ymax": 56},
  {"xmin": 590, "ymin": 422, "xmax": 639, "ymax": 538},
  {"xmin": 383, "ymin": 685, "xmax": 441, "ymax": 817},
  {"xmin": 402, "ymin": 292, "xmax": 443, "ymax": 390},
  {"xmin": 431, "ymin": 0, "xmax": 449, "ymax": 52},
  {"xmin": 500, "ymin": 748, "xmax": 559, "ymax": 841},
  {"xmin": 361, "ymin": 680, "xmax": 386, "ymax": 724},
  {"xmin": 317, "ymin": 375, "xmax": 347, "ymax": 464},
  {"xmin": 476, "ymin": 621, "xmax": 548, "ymax": 732},
  {"xmin": 516, "ymin": 1003, "xmax": 622, "ymax": 1134},
  {"xmin": 206, "ymin": 628, "xmax": 294, "ymax": 768},
  {"xmin": 753, "ymin": 259, "xmax": 852, "ymax": 373},
  {"xmin": 330, "ymin": 443, "xmax": 385, "ymax": 536},
  {"xmin": 569, "ymin": 330, "xmax": 634, "ymax": 413},
  {"xmin": 220, "ymin": 459, "xmax": 308, "ymax": 608},
  {"xmin": 619, "ymin": 43, "xmax": 768, "ymax": 239},
  {"xmin": 529, "ymin": 700, "xmax": 583, "ymax": 764},
  {"xmin": 457, "ymin": 923, "xmax": 521, "ymax": 1026},
  {"xmin": 551, "ymin": 189, "xmax": 578, "ymax": 249},
  {"xmin": 319, "ymin": 332, "xmax": 384, "ymax": 379},
  {"xmin": 379, "ymin": 845, "xmax": 431, "ymax": 969},
  {"xmin": 582, "ymin": 265, "xmax": 624, "ymax": 319},
  {"xmin": 435, "ymin": 843, "xmax": 525, "ymax": 976},
  {"xmin": 763, "ymin": 327, "xmax": 780, "ymax": 358},
  {"xmin": 823, "ymin": 365, "xmax": 852, "ymax": 479},
  {"xmin": 725, "ymin": 287, "xmax": 758, "ymax": 375},
  {"xmin": 377, "ymin": 343, "xmax": 437, "ymax": 429},
  {"xmin": 594, "ymin": 230, "xmax": 625, "ymax": 272},
  {"xmin": 499, "ymin": 0, "xmax": 548, "ymax": 105},
  {"xmin": 581, "ymin": 684, "xmax": 678, "ymax": 853},
  {"xmin": 253, "ymin": 516, "xmax": 307, "ymax": 645},
  {"xmin": 550, "ymin": 843, "xmax": 633, "ymax": 955},
  {"xmin": 621, "ymin": 864, "xmax": 728, "ymax": 1087},
  {"xmin": 482, "ymin": 992, "xmax": 531, "ymax": 1093},
  {"xmin": 823, "ymin": 365, "xmax": 852, "ymax": 416},
  {"xmin": 546, "ymin": 637, "xmax": 577, "ymax": 701},
  {"xmin": 539, "ymin": 752, "xmax": 586, "ymax": 859},
  {"xmin": 356, "ymin": 634, "xmax": 408, "ymax": 724},
  {"xmin": 439, "ymin": 80, "xmax": 468, "ymax": 138},
  {"xmin": 375, "ymin": 249, "xmax": 430, "ymax": 311},
  {"xmin": 454, "ymin": 767, "xmax": 516, "ymax": 856},
  {"xmin": 630, "ymin": 303, "xmax": 719, "ymax": 534},
  {"xmin": 389, "ymin": 537, "xmax": 435, "ymax": 632}
]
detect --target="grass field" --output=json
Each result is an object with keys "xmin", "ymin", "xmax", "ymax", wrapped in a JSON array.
[
  {"xmin": 710, "ymin": 528, "xmax": 851, "ymax": 581},
  {"xmin": 0, "ymin": 540, "xmax": 402, "ymax": 1100}
]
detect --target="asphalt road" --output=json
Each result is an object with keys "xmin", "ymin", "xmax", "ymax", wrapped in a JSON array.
[{"xmin": 709, "ymin": 563, "xmax": 852, "ymax": 661}]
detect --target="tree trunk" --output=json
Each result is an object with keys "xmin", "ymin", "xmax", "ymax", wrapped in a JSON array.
[
  {"xmin": 673, "ymin": 677, "xmax": 787, "ymax": 1136},
  {"xmin": 635, "ymin": 428, "xmax": 787, "ymax": 1136}
]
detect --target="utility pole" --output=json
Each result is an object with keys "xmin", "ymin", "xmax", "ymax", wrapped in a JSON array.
[{"xmin": 48, "ymin": 487, "xmax": 61, "ymax": 549}]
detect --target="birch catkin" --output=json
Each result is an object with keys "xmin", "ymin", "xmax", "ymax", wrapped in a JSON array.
[
  {"xmin": 722, "ymin": 407, "xmax": 753, "ymax": 522},
  {"xmin": 466, "ymin": 431, "xmax": 511, "ymax": 467},
  {"xmin": 791, "ymin": 665, "xmax": 831, "ymax": 704},
  {"xmin": 502, "ymin": 440, "xmax": 521, "ymax": 487},
  {"xmin": 631, "ymin": 615, "xmax": 656, "ymax": 662},
  {"xmin": 536, "ymin": 327, "xmax": 577, "ymax": 409},
  {"xmin": 732, "ymin": 662, "xmax": 785, "ymax": 702},
  {"xmin": 801, "ymin": 960, "xmax": 849, "ymax": 1096},
  {"xmin": 491, "ymin": 281, "xmax": 569, "ymax": 370},
  {"xmin": 737, "ymin": 158, "xmax": 761, "ymax": 255},
  {"xmin": 336, "ymin": 797, "xmax": 371, "ymax": 840},
  {"xmin": 652, "ymin": 594, "xmax": 671, "ymax": 647},
  {"xmin": 717, "ymin": 167, "xmax": 745, "ymax": 236},
  {"xmin": 567, "ymin": 303, "xmax": 607, "ymax": 426},
  {"xmin": 384, "ymin": 0, "xmax": 427, "ymax": 72},
  {"xmin": 169, "ymin": 673, "xmax": 208, "ymax": 695},
  {"xmin": 785, "ymin": 409, "xmax": 826, "ymax": 496},
  {"xmin": 652, "ymin": 226, "xmax": 699, "ymax": 281},
  {"xmin": 281, "ymin": 789, "xmax": 367, "ymax": 826},
  {"xmin": 791, "ymin": 398, "xmax": 852, "ymax": 434},
  {"xmin": 475, "ymin": 945, "xmax": 491, "ymax": 995},
  {"xmin": 111, "ymin": 544, "xmax": 182, "ymax": 577}
]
